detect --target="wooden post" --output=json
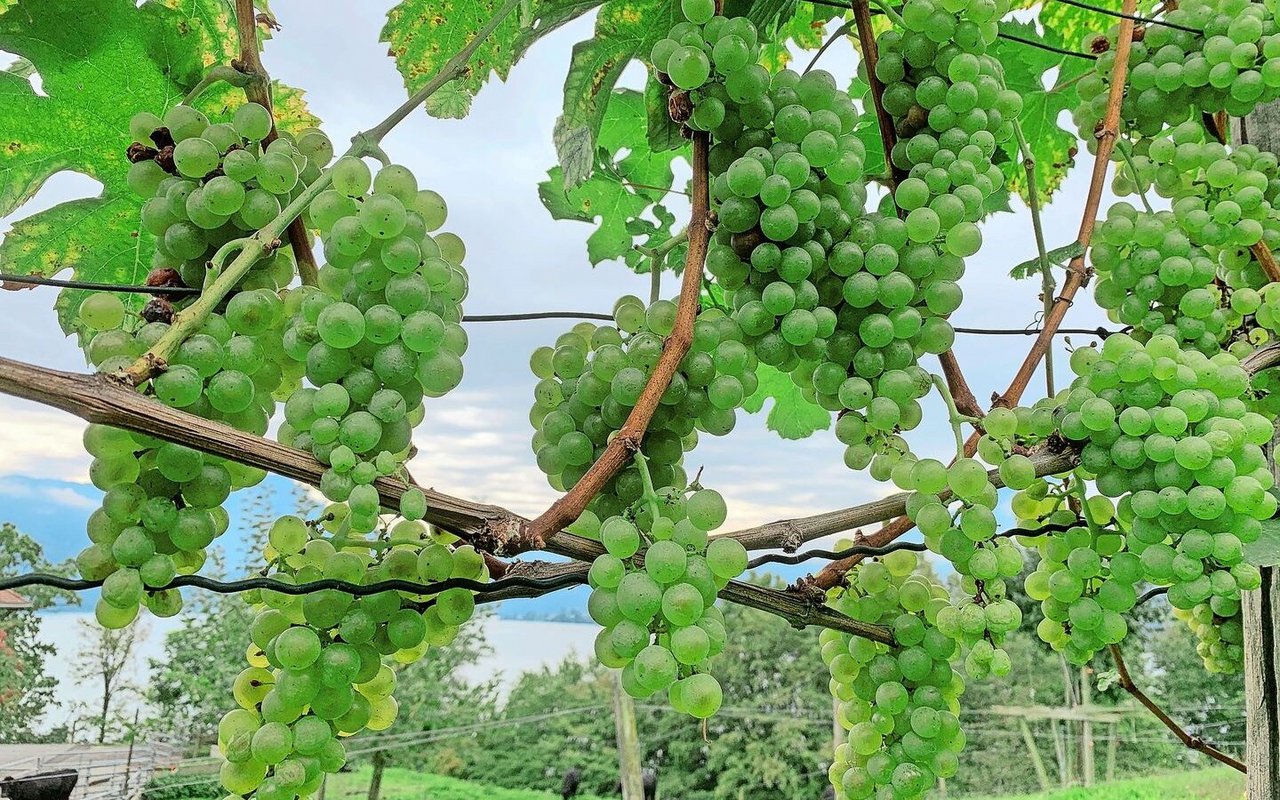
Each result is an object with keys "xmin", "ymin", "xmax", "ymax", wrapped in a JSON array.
[
  {"xmin": 367, "ymin": 750, "xmax": 386, "ymax": 800},
  {"xmin": 1019, "ymin": 719, "xmax": 1052, "ymax": 791},
  {"xmin": 613, "ymin": 671, "xmax": 645, "ymax": 800},
  {"xmin": 1235, "ymin": 108, "xmax": 1280, "ymax": 800},
  {"xmin": 1080, "ymin": 667, "xmax": 1094, "ymax": 787},
  {"xmin": 1052, "ymin": 720, "xmax": 1068, "ymax": 788},
  {"xmin": 1106, "ymin": 723, "xmax": 1117, "ymax": 783}
]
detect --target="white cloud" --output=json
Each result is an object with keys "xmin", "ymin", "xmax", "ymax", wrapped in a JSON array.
[
  {"xmin": 0, "ymin": 400, "xmax": 90, "ymax": 483},
  {"xmin": 0, "ymin": 476, "xmax": 98, "ymax": 510}
]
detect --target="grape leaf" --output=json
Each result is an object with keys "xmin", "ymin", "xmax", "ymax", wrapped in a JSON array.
[
  {"xmin": 645, "ymin": 75, "xmax": 683, "ymax": 154},
  {"xmin": 0, "ymin": 0, "xmax": 316, "ymax": 336},
  {"xmin": 1245, "ymin": 518, "xmax": 1280, "ymax": 568},
  {"xmin": 541, "ymin": 89, "xmax": 684, "ymax": 267},
  {"xmin": 758, "ymin": 1, "xmax": 832, "ymax": 73},
  {"xmin": 383, "ymin": 0, "xmax": 606, "ymax": 122},
  {"xmin": 993, "ymin": 19, "xmax": 1091, "ymax": 200},
  {"xmin": 1008, "ymin": 241, "xmax": 1085, "ymax": 280},
  {"xmin": 555, "ymin": 0, "xmax": 679, "ymax": 188},
  {"xmin": 743, "ymin": 363, "xmax": 831, "ymax": 440}
]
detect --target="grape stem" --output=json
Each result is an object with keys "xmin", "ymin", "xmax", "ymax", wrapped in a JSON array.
[
  {"xmin": 1011, "ymin": 118, "xmax": 1057, "ymax": 396},
  {"xmin": 1068, "ymin": 475, "xmax": 1104, "ymax": 538},
  {"xmin": 119, "ymin": 0, "xmax": 523, "ymax": 386},
  {"xmin": 1107, "ymin": 644, "xmax": 1247, "ymax": 773},
  {"xmin": 180, "ymin": 65, "xmax": 251, "ymax": 106},
  {"xmin": 232, "ymin": 0, "xmax": 320, "ymax": 287},
  {"xmin": 866, "ymin": 0, "xmax": 904, "ymax": 26},
  {"xmin": 632, "ymin": 451, "xmax": 663, "ymax": 528},
  {"xmin": 636, "ymin": 228, "xmax": 687, "ymax": 303},
  {"xmin": 931, "ymin": 373, "xmax": 976, "ymax": 459},
  {"xmin": 1115, "ymin": 140, "xmax": 1154, "ymax": 214}
]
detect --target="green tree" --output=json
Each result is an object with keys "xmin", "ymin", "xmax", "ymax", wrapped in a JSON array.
[
  {"xmin": 70, "ymin": 617, "xmax": 144, "ymax": 743},
  {"xmin": 0, "ymin": 522, "xmax": 76, "ymax": 742},
  {"xmin": 147, "ymin": 586, "xmax": 255, "ymax": 747}
]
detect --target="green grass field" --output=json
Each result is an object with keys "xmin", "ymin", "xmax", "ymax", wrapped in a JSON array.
[
  {"xmin": 323, "ymin": 765, "xmax": 612, "ymax": 800},
  {"xmin": 960, "ymin": 766, "xmax": 1246, "ymax": 800}
]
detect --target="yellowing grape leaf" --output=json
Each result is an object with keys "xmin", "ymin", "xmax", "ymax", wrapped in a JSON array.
[
  {"xmin": 382, "ymin": 0, "xmax": 605, "ymax": 119},
  {"xmin": 555, "ymin": 0, "xmax": 680, "ymax": 188},
  {"xmin": 743, "ymin": 363, "xmax": 831, "ymax": 440},
  {"xmin": 0, "ymin": 0, "xmax": 317, "ymax": 336}
]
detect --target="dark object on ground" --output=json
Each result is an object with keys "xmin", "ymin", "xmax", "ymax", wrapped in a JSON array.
[
  {"xmin": 0, "ymin": 769, "xmax": 79, "ymax": 800},
  {"xmin": 822, "ymin": 784, "xmax": 836, "ymax": 800},
  {"xmin": 562, "ymin": 766, "xmax": 582, "ymax": 799},
  {"xmin": 614, "ymin": 768, "xmax": 658, "ymax": 800}
]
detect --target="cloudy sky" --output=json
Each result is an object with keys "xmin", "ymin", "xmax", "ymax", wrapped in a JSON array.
[{"xmin": 0, "ymin": 1, "xmax": 1121, "ymax": 592}]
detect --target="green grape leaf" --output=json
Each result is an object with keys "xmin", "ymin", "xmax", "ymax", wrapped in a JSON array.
[
  {"xmin": 383, "ymin": 0, "xmax": 606, "ymax": 122},
  {"xmin": 542, "ymin": 89, "xmax": 684, "ymax": 267},
  {"xmin": 425, "ymin": 79, "xmax": 474, "ymax": 119},
  {"xmin": 758, "ymin": 1, "xmax": 832, "ymax": 72},
  {"xmin": 993, "ymin": 19, "xmax": 1091, "ymax": 200},
  {"xmin": 540, "ymin": 166, "xmax": 653, "ymax": 264},
  {"xmin": 555, "ymin": 0, "xmax": 679, "ymax": 188},
  {"xmin": 0, "ymin": 0, "xmax": 316, "ymax": 336},
  {"xmin": 743, "ymin": 364, "xmax": 831, "ymax": 440},
  {"xmin": 1245, "ymin": 518, "xmax": 1280, "ymax": 568},
  {"xmin": 1008, "ymin": 240, "xmax": 1085, "ymax": 280}
]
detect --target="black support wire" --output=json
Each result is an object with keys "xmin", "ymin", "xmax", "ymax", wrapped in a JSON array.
[
  {"xmin": 0, "ymin": 272, "xmax": 201, "ymax": 295},
  {"xmin": 745, "ymin": 519, "xmax": 1084, "ymax": 570},
  {"xmin": 1049, "ymin": 0, "xmax": 1203, "ymax": 35},
  {"xmin": 0, "ymin": 570, "xmax": 584, "ymax": 599}
]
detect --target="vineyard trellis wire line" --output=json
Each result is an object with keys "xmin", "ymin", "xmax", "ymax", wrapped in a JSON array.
[
  {"xmin": 1047, "ymin": 0, "xmax": 1203, "ymax": 34},
  {"xmin": 0, "ymin": 275, "xmax": 1124, "ymax": 335}
]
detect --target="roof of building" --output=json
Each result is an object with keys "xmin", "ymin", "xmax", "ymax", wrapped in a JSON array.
[{"xmin": 0, "ymin": 589, "xmax": 32, "ymax": 609}]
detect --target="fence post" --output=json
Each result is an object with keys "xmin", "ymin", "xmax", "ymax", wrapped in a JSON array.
[
  {"xmin": 1233, "ymin": 111, "xmax": 1280, "ymax": 800},
  {"xmin": 367, "ymin": 749, "xmax": 386, "ymax": 800},
  {"xmin": 612, "ymin": 671, "xmax": 644, "ymax": 800}
]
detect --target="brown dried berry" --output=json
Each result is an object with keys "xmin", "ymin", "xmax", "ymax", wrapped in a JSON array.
[
  {"xmin": 154, "ymin": 145, "xmax": 176, "ymax": 174},
  {"xmin": 145, "ymin": 268, "xmax": 187, "ymax": 301},
  {"xmin": 149, "ymin": 127, "xmax": 175, "ymax": 150},
  {"xmin": 127, "ymin": 143, "xmax": 159, "ymax": 163},
  {"xmin": 1132, "ymin": 25, "xmax": 1146, "ymax": 42},
  {"xmin": 1089, "ymin": 35, "xmax": 1111, "ymax": 54},
  {"xmin": 668, "ymin": 90, "xmax": 693, "ymax": 124},
  {"xmin": 141, "ymin": 297, "xmax": 174, "ymax": 324},
  {"xmin": 731, "ymin": 229, "xmax": 765, "ymax": 260}
]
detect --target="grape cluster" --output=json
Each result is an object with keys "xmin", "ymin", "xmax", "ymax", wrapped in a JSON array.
[
  {"xmin": 72, "ymin": 103, "xmax": 332, "ymax": 627},
  {"xmin": 1076, "ymin": 0, "xmax": 1280, "ymax": 138},
  {"xmin": 218, "ymin": 513, "xmax": 485, "ymax": 798},
  {"xmin": 1049, "ymin": 335, "xmax": 1271, "ymax": 669},
  {"xmin": 585, "ymin": 483, "xmax": 747, "ymax": 717},
  {"xmin": 822, "ymin": 551, "xmax": 966, "ymax": 800},
  {"xmin": 528, "ymin": 297, "xmax": 752, "ymax": 520},
  {"xmin": 1090, "ymin": 203, "xmax": 1229, "ymax": 352},
  {"xmin": 277, "ymin": 155, "xmax": 469, "ymax": 531},
  {"xmin": 128, "ymin": 102, "xmax": 327, "ymax": 292}
]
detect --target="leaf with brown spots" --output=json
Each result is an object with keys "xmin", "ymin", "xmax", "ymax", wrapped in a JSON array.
[{"xmin": 0, "ymin": 0, "xmax": 317, "ymax": 336}]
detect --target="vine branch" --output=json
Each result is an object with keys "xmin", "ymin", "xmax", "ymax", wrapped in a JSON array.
[
  {"xmin": 232, "ymin": 0, "xmax": 319, "ymax": 287},
  {"xmin": 518, "ymin": 130, "xmax": 712, "ymax": 552},
  {"xmin": 1108, "ymin": 644, "xmax": 1247, "ymax": 773},
  {"xmin": 0, "ymin": 355, "xmax": 891, "ymax": 644}
]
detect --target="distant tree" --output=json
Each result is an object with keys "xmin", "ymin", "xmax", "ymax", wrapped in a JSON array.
[
  {"xmin": 71, "ymin": 618, "xmax": 143, "ymax": 743},
  {"xmin": 146, "ymin": 583, "xmax": 254, "ymax": 747},
  {"xmin": 0, "ymin": 522, "xmax": 76, "ymax": 742}
]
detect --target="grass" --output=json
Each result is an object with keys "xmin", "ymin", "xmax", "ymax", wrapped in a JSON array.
[
  {"xmin": 959, "ymin": 766, "xmax": 1246, "ymax": 800},
  {"xmin": 323, "ymin": 765, "xmax": 612, "ymax": 800}
]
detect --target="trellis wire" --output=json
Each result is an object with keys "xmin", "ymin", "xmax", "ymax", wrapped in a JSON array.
[
  {"xmin": 1049, "ymin": 0, "xmax": 1203, "ymax": 35},
  {"xmin": 0, "ymin": 275, "xmax": 1120, "ymax": 338},
  {"xmin": 0, "ymin": 569, "xmax": 584, "ymax": 598}
]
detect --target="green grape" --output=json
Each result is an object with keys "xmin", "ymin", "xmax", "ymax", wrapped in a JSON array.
[{"xmin": 233, "ymin": 102, "xmax": 274, "ymax": 141}]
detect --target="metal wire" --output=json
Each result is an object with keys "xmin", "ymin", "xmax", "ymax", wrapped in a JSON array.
[
  {"xmin": 0, "ymin": 273, "xmax": 201, "ymax": 295},
  {"xmin": 1050, "ymin": 0, "xmax": 1202, "ymax": 35},
  {"xmin": 0, "ymin": 570, "xmax": 584, "ymax": 598},
  {"xmin": 745, "ymin": 519, "xmax": 1083, "ymax": 569}
]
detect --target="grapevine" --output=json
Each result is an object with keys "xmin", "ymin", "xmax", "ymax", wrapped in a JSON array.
[{"xmin": 8, "ymin": 0, "xmax": 1280, "ymax": 794}]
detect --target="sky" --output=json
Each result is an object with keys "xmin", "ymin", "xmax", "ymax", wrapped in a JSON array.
[{"xmin": 0, "ymin": 3, "xmax": 1123, "ymax": 615}]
